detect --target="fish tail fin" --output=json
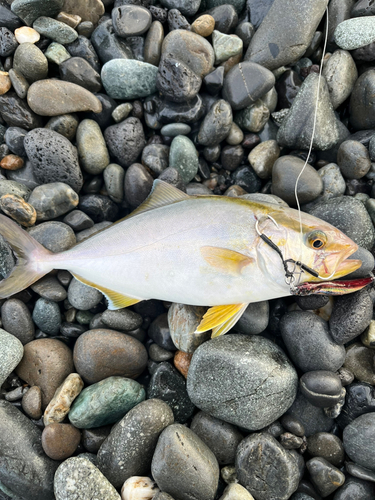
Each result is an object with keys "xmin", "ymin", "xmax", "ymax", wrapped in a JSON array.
[{"xmin": 0, "ymin": 215, "xmax": 53, "ymax": 298}]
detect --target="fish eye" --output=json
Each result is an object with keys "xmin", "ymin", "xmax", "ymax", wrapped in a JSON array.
[{"xmin": 306, "ymin": 230, "xmax": 327, "ymax": 250}]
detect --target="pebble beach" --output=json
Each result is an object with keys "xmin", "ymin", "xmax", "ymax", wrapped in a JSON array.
[{"xmin": 1, "ymin": 0, "xmax": 375, "ymax": 499}]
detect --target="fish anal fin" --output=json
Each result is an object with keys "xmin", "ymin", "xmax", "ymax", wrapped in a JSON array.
[
  {"xmin": 72, "ymin": 273, "xmax": 142, "ymax": 310},
  {"xmin": 195, "ymin": 303, "xmax": 249, "ymax": 336},
  {"xmin": 201, "ymin": 246, "xmax": 254, "ymax": 276}
]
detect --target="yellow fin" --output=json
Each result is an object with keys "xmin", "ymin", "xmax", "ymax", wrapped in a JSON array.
[
  {"xmin": 195, "ymin": 303, "xmax": 249, "ymax": 335},
  {"xmin": 201, "ymin": 246, "xmax": 254, "ymax": 276},
  {"xmin": 72, "ymin": 273, "xmax": 142, "ymax": 310}
]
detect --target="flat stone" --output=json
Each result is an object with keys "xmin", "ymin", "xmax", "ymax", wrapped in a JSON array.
[
  {"xmin": 322, "ymin": 49, "xmax": 358, "ymax": 109},
  {"xmin": 334, "ymin": 16, "xmax": 375, "ymax": 50},
  {"xmin": 112, "ymin": 5, "xmax": 152, "ymax": 37},
  {"xmin": 236, "ymin": 432, "xmax": 301, "ymax": 500},
  {"xmin": 14, "ymin": 26, "xmax": 40, "ymax": 44},
  {"xmin": 1, "ymin": 298, "xmax": 34, "ymax": 345},
  {"xmin": 169, "ymin": 135, "xmax": 199, "ymax": 183},
  {"xmin": 0, "ymin": 328, "xmax": 23, "ymax": 387},
  {"xmin": 152, "ymin": 423, "xmax": 219, "ymax": 500},
  {"xmin": 97, "ymin": 399, "xmax": 174, "ymax": 489},
  {"xmin": 344, "ymin": 413, "xmax": 375, "ymax": 471},
  {"xmin": 54, "ymin": 457, "xmax": 120, "ymax": 500},
  {"xmin": 245, "ymin": 0, "xmax": 328, "ymax": 70},
  {"xmin": 104, "ymin": 117, "xmax": 145, "ymax": 168},
  {"xmin": 346, "ymin": 462, "xmax": 375, "ymax": 482},
  {"xmin": 62, "ymin": 0, "xmax": 105, "ymax": 25},
  {"xmin": 103, "ymin": 163, "xmax": 125, "ymax": 203},
  {"xmin": 187, "ymin": 334, "xmax": 298, "ymax": 431},
  {"xmin": 0, "ymin": 400, "xmax": 57, "ymax": 499},
  {"xmin": 33, "ymin": 16, "xmax": 78, "ymax": 44},
  {"xmin": 43, "ymin": 372, "xmax": 83, "ymax": 426},
  {"xmin": 15, "ymin": 338, "xmax": 73, "ymax": 408},
  {"xmin": 27, "ymin": 79, "xmax": 102, "ymax": 116},
  {"xmin": 73, "ymin": 329, "xmax": 147, "ymax": 384},
  {"xmin": 144, "ymin": 20, "xmax": 164, "ymax": 66},
  {"xmin": 28, "ymin": 182, "xmax": 79, "ymax": 221},
  {"xmin": 31, "ymin": 275, "xmax": 67, "ymax": 302},
  {"xmin": 69, "ymin": 376, "xmax": 146, "ymax": 428},
  {"xmin": 102, "ymin": 59, "xmax": 158, "ymax": 100},
  {"xmin": 11, "ymin": 0, "xmax": 64, "ymax": 26}
]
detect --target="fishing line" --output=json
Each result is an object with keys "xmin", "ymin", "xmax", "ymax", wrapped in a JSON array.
[{"xmin": 294, "ymin": 6, "xmax": 330, "ymax": 275}]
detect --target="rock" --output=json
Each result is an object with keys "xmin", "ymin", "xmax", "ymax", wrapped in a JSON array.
[
  {"xmin": 187, "ymin": 334, "xmax": 297, "ymax": 430},
  {"xmin": 157, "ymin": 56, "xmax": 201, "ymax": 103},
  {"xmin": 1, "ymin": 298, "xmax": 34, "ymax": 344},
  {"xmin": 21, "ymin": 384, "xmax": 42, "ymax": 419},
  {"xmin": 32, "ymin": 297, "xmax": 61, "ymax": 335},
  {"xmin": 42, "ymin": 423, "xmax": 81, "ymax": 460},
  {"xmin": 59, "ymin": 57, "xmax": 101, "ymax": 93},
  {"xmin": 82, "ymin": 426, "xmax": 112, "ymax": 454},
  {"xmin": 149, "ymin": 343, "xmax": 173, "ymax": 362},
  {"xmin": 205, "ymin": 4, "xmax": 237, "ymax": 34},
  {"xmin": 277, "ymin": 73, "xmax": 339, "ymax": 151},
  {"xmin": 63, "ymin": 209, "xmax": 94, "ymax": 231},
  {"xmin": 337, "ymin": 140, "xmax": 371, "ymax": 179},
  {"xmin": 124, "ymin": 162, "xmax": 153, "ymax": 208},
  {"xmin": 343, "ymin": 343, "xmax": 375, "ymax": 385},
  {"xmin": 0, "ymin": 27, "xmax": 17, "ymax": 58},
  {"xmin": 334, "ymin": 16, "xmax": 375, "ymax": 50},
  {"xmin": 15, "ymin": 338, "xmax": 73, "ymax": 408},
  {"xmin": 78, "ymin": 194, "xmax": 119, "ymax": 223},
  {"xmin": 322, "ymin": 49, "xmax": 358, "ymax": 109},
  {"xmin": 306, "ymin": 457, "xmax": 345, "ymax": 497},
  {"xmin": 45, "ymin": 113, "xmax": 79, "ymax": 141},
  {"xmin": 97, "ymin": 399, "xmax": 174, "ymax": 488},
  {"xmin": 144, "ymin": 20, "xmax": 164, "ymax": 66},
  {"xmin": 121, "ymin": 477, "xmax": 159, "ymax": 500},
  {"xmin": 306, "ymin": 196, "xmax": 375, "ymax": 250},
  {"xmin": 67, "ymin": 277, "xmax": 102, "ymax": 311},
  {"xmin": 74, "ymin": 329, "xmax": 147, "ymax": 384},
  {"xmin": 167, "ymin": 303, "xmax": 209, "ymax": 353},
  {"xmin": 198, "ymin": 99, "xmax": 232, "ymax": 146},
  {"xmin": 307, "ymin": 433, "xmax": 345, "ymax": 468},
  {"xmin": 69, "ymin": 376, "xmax": 145, "ymax": 429},
  {"xmin": 45, "ymin": 41, "xmax": 71, "ymax": 64},
  {"xmin": 272, "ymin": 155, "xmax": 323, "ymax": 205},
  {"xmin": 148, "ymin": 361, "xmax": 195, "ymax": 423},
  {"xmin": 104, "ymin": 117, "xmax": 145, "ymax": 168},
  {"xmin": 0, "ymin": 400, "xmax": 57, "ymax": 499},
  {"xmin": 218, "ymin": 483, "xmax": 254, "ymax": 500},
  {"xmin": 28, "ymin": 221, "xmax": 76, "ymax": 252},
  {"xmin": 54, "ymin": 457, "xmax": 120, "ymax": 500},
  {"xmin": 346, "ymin": 462, "xmax": 375, "ymax": 483},
  {"xmin": 0, "ymin": 329, "xmax": 23, "ymax": 387},
  {"xmin": 234, "ymin": 301, "xmax": 269, "ymax": 335},
  {"xmin": 300, "ymin": 371, "xmax": 343, "ymax": 408},
  {"xmin": 317, "ymin": 162, "xmax": 346, "ymax": 199},
  {"xmin": 27, "ymin": 79, "xmax": 102, "ymax": 116},
  {"xmin": 0, "ymin": 91, "xmax": 43, "ymax": 130},
  {"xmin": 286, "ymin": 391, "xmax": 334, "ymax": 437},
  {"xmin": 161, "ymin": 29, "xmax": 214, "ymax": 78},
  {"xmin": 33, "ymin": 16, "xmax": 78, "ymax": 44},
  {"xmin": 11, "ymin": 0, "xmax": 63, "ymax": 26},
  {"xmin": 191, "ymin": 14, "xmax": 215, "ymax": 37},
  {"xmin": 234, "ymin": 99, "xmax": 269, "ymax": 132},
  {"xmin": 152, "ymin": 423, "xmax": 219, "ymax": 500},
  {"xmin": 91, "ymin": 19, "xmax": 133, "ymax": 65},
  {"xmin": 43, "ymin": 373, "xmax": 84, "ymax": 426},
  {"xmin": 212, "ymin": 30, "xmax": 242, "ymax": 65},
  {"xmin": 112, "ymin": 5, "xmax": 151, "ymax": 37},
  {"xmin": 248, "ymin": 140, "xmax": 279, "ymax": 179},
  {"xmin": 28, "ymin": 182, "xmax": 79, "ymax": 221},
  {"xmin": 333, "ymin": 477, "xmax": 375, "ymax": 500},
  {"xmin": 236, "ymin": 432, "xmax": 301, "ymax": 500},
  {"xmin": 103, "ymin": 163, "xmax": 125, "ymax": 203},
  {"xmin": 159, "ymin": 95, "xmax": 204, "ymax": 124},
  {"xmin": 101, "ymin": 59, "xmax": 158, "ymax": 100},
  {"xmin": 76, "ymin": 119, "xmax": 109, "ymax": 175},
  {"xmin": 343, "ymin": 413, "xmax": 375, "ymax": 470},
  {"xmin": 63, "ymin": 0, "xmax": 105, "ymax": 25},
  {"xmin": 169, "ymin": 135, "xmax": 199, "ymax": 183},
  {"xmin": 160, "ymin": 0, "xmax": 200, "ymax": 16},
  {"xmin": 161, "ymin": 123, "xmax": 191, "ymax": 137},
  {"xmin": 14, "ymin": 25, "xmax": 39, "ymax": 44},
  {"xmin": 350, "ymin": 69, "xmax": 375, "ymax": 130}
]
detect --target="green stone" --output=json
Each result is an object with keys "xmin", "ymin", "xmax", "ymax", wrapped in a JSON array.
[
  {"xmin": 101, "ymin": 59, "xmax": 158, "ymax": 100},
  {"xmin": 201, "ymin": 0, "xmax": 245, "ymax": 13},
  {"xmin": 212, "ymin": 30, "xmax": 243, "ymax": 64},
  {"xmin": 33, "ymin": 16, "xmax": 78, "ymax": 44},
  {"xmin": 45, "ymin": 42, "xmax": 71, "ymax": 65},
  {"xmin": 69, "ymin": 376, "xmax": 146, "ymax": 428},
  {"xmin": 169, "ymin": 135, "xmax": 199, "ymax": 183},
  {"xmin": 11, "ymin": 0, "xmax": 63, "ymax": 26},
  {"xmin": 235, "ymin": 100, "xmax": 270, "ymax": 132}
]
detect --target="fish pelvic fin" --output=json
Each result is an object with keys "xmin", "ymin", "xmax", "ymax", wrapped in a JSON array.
[
  {"xmin": 201, "ymin": 246, "xmax": 254, "ymax": 276},
  {"xmin": 71, "ymin": 273, "xmax": 142, "ymax": 310},
  {"xmin": 195, "ymin": 303, "xmax": 249, "ymax": 338},
  {"xmin": 0, "ymin": 215, "xmax": 53, "ymax": 298}
]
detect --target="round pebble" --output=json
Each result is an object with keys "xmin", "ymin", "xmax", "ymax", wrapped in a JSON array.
[{"xmin": 42, "ymin": 423, "xmax": 81, "ymax": 460}]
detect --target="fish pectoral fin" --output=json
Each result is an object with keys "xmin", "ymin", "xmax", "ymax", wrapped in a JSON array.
[
  {"xmin": 195, "ymin": 303, "xmax": 249, "ymax": 337},
  {"xmin": 72, "ymin": 273, "xmax": 142, "ymax": 310},
  {"xmin": 201, "ymin": 246, "xmax": 254, "ymax": 276}
]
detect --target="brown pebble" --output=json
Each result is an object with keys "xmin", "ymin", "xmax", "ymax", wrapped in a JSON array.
[
  {"xmin": 174, "ymin": 350, "xmax": 193, "ymax": 378},
  {"xmin": 42, "ymin": 423, "xmax": 81, "ymax": 460},
  {"xmin": 0, "ymin": 71, "xmax": 11, "ymax": 95},
  {"xmin": 191, "ymin": 15, "xmax": 215, "ymax": 37},
  {"xmin": 22, "ymin": 385, "xmax": 42, "ymax": 420},
  {"xmin": 0, "ymin": 154, "xmax": 24, "ymax": 170},
  {"xmin": 0, "ymin": 194, "xmax": 37, "ymax": 227},
  {"xmin": 56, "ymin": 11, "xmax": 82, "ymax": 29}
]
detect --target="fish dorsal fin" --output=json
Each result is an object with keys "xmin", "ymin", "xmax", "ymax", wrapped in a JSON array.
[
  {"xmin": 195, "ymin": 303, "xmax": 249, "ymax": 337},
  {"xmin": 72, "ymin": 273, "xmax": 142, "ymax": 310},
  {"xmin": 201, "ymin": 246, "xmax": 254, "ymax": 276}
]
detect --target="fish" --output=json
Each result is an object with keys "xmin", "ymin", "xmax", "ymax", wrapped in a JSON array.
[{"xmin": 0, "ymin": 180, "xmax": 370, "ymax": 337}]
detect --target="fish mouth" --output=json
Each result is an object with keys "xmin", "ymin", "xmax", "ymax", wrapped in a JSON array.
[{"xmin": 332, "ymin": 258, "xmax": 362, "ymax": 279}]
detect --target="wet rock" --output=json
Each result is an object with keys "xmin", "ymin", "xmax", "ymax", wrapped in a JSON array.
[
  {"xmin": 124, "ymin": 162, "xmax": 153, "ymax": 208},
  {"xmin": 102, "ymin": 59, "xmax": 158, "ymax": 100},
  {"xmin": 306, "ymin": 457, "xmax": 345, "ymax": 497},
  {"xmin": 45, "ymin": 113, "xmax": 79, "ymax": 141},
  {"xmin": 350, "ymin": 69, "xmax": 375, "ymax": 130},
  {"xmin": 91, "ymin": 19, "xmax": 133, "ymax": 65},
  {"xmin": 0, "ymin": 91, "xmax": 43, "ymax": 129},
  {"xmin": 235, "ymin": 99, "xmax": 269, "ymax": 132},
  {"xmin": 198, "ymin": 99, "xmax": 232, "ymax": 146},
  {"xmin": 234, "ymin": 301, "xmax": 269, "ymax": 335},
  {"xmin": 59, "ymin": 56, "xmax": 101, "ymax": 93},
  {"xmin": 205, "ymin": 4, "xmax": 238, "ymax": 34},
  {"xmin": 78, "ymin": 194, "xmax": 119, "ymax": 222},
  {"xmin": 104, "ymin": 117, "xmax": 145, "ymax": 168},
  {"xmin": 1, "ymin": 298, "xmax": 34, "ymax": 344},
  {"xmin": 333, "ymin": 477, "xmax": 375, "ymax": 500},
  {"xmin": 42, "ymin": 423, "xmax": 81, "ymax": 460},
  {"xmin": 28, "ymin": 182, "xmax": 79, "ymax": 221},
  {"xmin": 286, "ymin": 391, "xmax": 334, "ymax": 437},
  {"xmin": 33, "ymin": 16, "xmax": 78, "ymax": 44},
  {"xmin": 300, "ymin": 371, "xmax": 343, "ymax": 408},
  {"xmin": 307, "ymin": 433, "xmax": 345, "ymax": 468},
  {"xmin": 343, "ymin": 343, "xmax": 375, "ymax": 385}
]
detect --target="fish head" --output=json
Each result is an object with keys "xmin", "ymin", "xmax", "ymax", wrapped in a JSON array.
[{"xmin": 264, "ymin": 207, "xmax": 361, "ymax": 282}]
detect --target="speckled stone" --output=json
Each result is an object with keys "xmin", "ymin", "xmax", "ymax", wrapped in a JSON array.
[
  {"xmin": 97, "ymin": 399, "xmax": 174, "ymax": 489},
  {"xmin": 334, "ymin": 17, "xmax": 375, "ymax": 50},
  {"xmin": 343, "ymin": 413, "xmax": 375, "ymax": 471},
  {"xmin": 1, "ymin": 298, "xmax": 34, "ymax": 344},
  {"xmin": 212, "ymin": 30, "xmax": 243, "ymax": 64},
  {"xmin": 198, "ymin": 99, "xmax": 233, "ymax": 146},
  {"xmin": 13, "ymin": 42, "xmax": 48, "ymax": 83},
  {"xmin": 101, "ymin": 59, "xmax": 158, "ymax": 100},
  {"xmin": 235, "ymin": 100, "xmax": 269, "ymax": 133},
  {"xmin": 68, "ymin": 277, "xmax": 103, "ymax": 311},
  {"xmin": 28, "ymin": 182, "xmax": 79, "ymax": 221},
  {"xmin": 322, "ymin": 49, "xmax": 358, "ymax": 109},
  {"xmin": 187, "ymin": 334, "xmax": 298, "ymax": 431},
  {"xmin": 54, "ymin": 457, "xmax": 120, "ymax": 500},
  {"xmin": 76, "ymin": 119, "xmax": 109, "ymax": 175},
  {"xmin": 69, "ymin": 376, "xmax": 146, "ymax": 428},
  {"xmin": 168, "ymin": 303, "xmax": 210, "ymax": 353},
  {"xmin": 0, "ymin": 328, "xmax": 23, "ymax": 387},
  {"xmin": 28, "ymin": 221, "xmax": 76, "ymax": 252},
  {"xmin": 11, "ymin": 0, "xmax": 64, "ymax": 26},
  {"xmin": 169, "ymin": 135, "xmax": 199, "ymax": 183},
  {"xmin": 43, "ymin": 373, "xmax": 84, "ymax": 426},
  {"xmin": 33, "ymin": 16, "xmax": 78, "ymax": 44}
]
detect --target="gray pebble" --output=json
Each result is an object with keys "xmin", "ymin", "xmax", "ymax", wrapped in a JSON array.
[
  {"xmin": 13, "ymin": 43, "xmax": 48, "ymax": 83},
  {"xmin": 343, "ymin": 412, "xmax": 375, "ymax": 471},
  {"xmin": 33, "ymin": 16, "xmax": 78, "ymax": 44},
  {"xmin": 45, "ymin": 113, "xmax": 79, "ymax": 142},
  {"xmin": 333, "ymin": 477, "xmax": 375, "ymax": 500},
  {"xmin": 169, "ymin": 135, "xmax": 199, "ymax": 183},
  {"xmin": 167, "ymin": 303, "xmax": 209, "ymax": 353},
  {"xmin": 234, "ymin": 301, "xmax": 269, "ymax": 335},
  {"xmin": 334, "ymin": 16, "xmax": 375, "ymax": 50},
  {"xmin": 76, "ymin": 221, "xmax": 112, "ymax": 242},
  {"xmin": 300, "ymin": 371, "xmax": 343, "ymax": 408},
  {"xmin": 317, "ymin": 163, "xmax": 346, "ymax": 199},
  {"xmin": 103, "ymin": 163, "xmax": 124, "ymax": 203},
  {"xmin": 28, "ymin": 182, "xmax": 79, "ymax": 221},
  {"xmin": 68, "ymin": 278, "xmax": 103, "ymax": 311},
  {"xmin": 350, "ymin": 69, "xmax": 375, "ymax": 130},
  {"xmin": 322, "ymin": 49, "xmax": 358, "ymax": 109},
  {"xmin": 31, "ymin": 276, "xmax": 67, "ymax": 302},
  {"xmin": 337, "ymin": 140, "xmax": 371, "ymax": 179},
  {"xmin": 101, "ymin": 308, "xmax": 143, "ymax": 332},
  {"xmin": 142, "ymin": 144, "xmax": 169, "ymax": 175},
  {"xmin": 0, "ymin": 329, "xmax": 23, "ymax": 387},
  {"xmin": 286, "ymin": 391, "xmax": 334, "ymax": 438},
  {"xmin": 346, "ymin": 462, "xmax": 375, "ymax": 483},
  {"xmin": 161, "ymin": 123, "xmax": 191, "ymax": 137},
  {"xmin": 63, "ymin": 210, "xmax": 94, "ymax": 232},
  {"xmin": 29, "ymin": 221, "xmax": 76, "ymax": 252},
  {"xmin": 1, "ymin": 298, "xmax": 34, "ymax": 345},
  {"xmin": 234, "ymin": 99, "xmax": 269, "ymax": 133},
  {"xmin": 149, "ymin": 343, "xmax": 173, "ymax": 362},
  {"xmin": 307, "ymin": 432, "xmax": 345, "ymax": 468},
  {"xmin": 76, "ymin": 119, "xmax": 110, "ymax": 175},
  {"xmin": 104, "ymin": 117, "xmax": 145, "ymax": 168},
  {"xmin": 306, "ymin": 457, "xmax": 345, "ymax": 497},
  {"xmin": 32, "ymin": 297, "xmax": 61, "ymax": 335},
  {"xmin": 198, "ymin": 99, "xmax": 233, "ymax": 147}
]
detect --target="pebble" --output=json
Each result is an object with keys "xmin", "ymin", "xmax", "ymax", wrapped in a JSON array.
[
  {"xmin": 21, "ymin": 384, "xmax": 42, "ymax": 419},
  {"xmin": 306, "ymin": 457, "xmax": 345, "ymax": 497},
  {"xmin": 167, "ymin": 303, "xmax": 210, "ymax": 353},
  {"xmin": 0, "ymin": 400, "xmax": 58, "ymax": 499},
  {"xmin": 63, "ymin": 209, "xmax": 94, "ymax": 231},
  {"xmin": 82, "ymin": 425, "xmax": 112, "ymax": 454},
  {"xmin": 28, "ymin": 182, "xmax": 79, "ymax": 221},
  {"xmin": 0, "ymin": 154, "xmax": 24, "ymax": 170},
  {"xmin": 174, "ymin": 350, "xmax": 192, "ymax": 378},
  {"xmin": 149, "ymin": 343, "xmax": 173, "ymax": 362},
  {"xmin": 67, "ymin": 277, "xmax": 103, "ymax": 311},
  {"xmin": 157, "ymin": 55, "xmax": 202, "ymax": 103},
  {"xmin": 73, "ymin": 329, "xmax": 147, "ymax": 384},
  {"xmin": 248, "ymin": 140, "xmax": 280, "ymax": 179},
  {"xmin": 343, "ymin": 343, "xmax": 375, "ymax": 385},
  {"xmin": 0, "ymin": 193, "xmax": 36, "ymax": 226},
  {"xmin": 43, "ymin": 372, "xmax": 84, "ymax": 426},
  {"xmin": 0, "ymin": 328, "xmax": 23, "ymax": 387},
  {"xmin": 69, "ymin": 376, "xmax": 145, "ymax": 429},
  {"xmin": 76, "ymin": 119, "xmax": 109, "ymax": 175},
  {"xmin": 322, "ymin": 49, "xmax": 358, "ymax": 109},
  {"xmin": 31, "ymin": 275, "xmax": 67, "ymax": 302},
  {"xmin": 45, "ymin": 113, "xmax": 79, "ymax": 141},
  {"xmin": 42, "ymin": 422, "xmax": 81, "ymax": 460},
  {"xmin": 218, "ymin": 483, "xmax": 254, "ymax": 500},
  {"xmin": 144, "ymin": 21, "xmax": 163, "ymax": 66},
  {"xmin": 234, "ymin": 99, "xmax": 269, "ymax": 132},
  {"xmin": 187, "ymin": 334, "xmax": 297, "ymax": 430},
  {"xmin": 104, "ymin": 117, "xmax": 145, "ymax": 168},
  {"xmin": 234, "ymin": 301, "xmax": 269, "ymax": 335},
  {"xmin": 236, "ymin": 432, "xmax": 301, "ymax": 500},
  {"xmin": 344, "ymin": 412, "xmax": 375, "ymax": 471},
  {"xmin": 121, "ymin": 477, "xmax": 159, "ymax": 500},
  {"xmin": 32, "ymin": 297, "xmax": 61, "ymax": 335},
  {"xmin": 300, "ymin": 371, "xmax": 343, "ymax": 408},
  {"xmin": 1, "ymin": 298, "xmax": 34, "ymax": 344},
  {"xmin": 33, "ymin": 16, "xmax": 78, "ymax": 44},
  {"xmin": 13, "ymin": 42, "xmax": 47, "ymax": 83},
  {"xmin": 192, "ymin": 14, "xmax": 215, "ymax": 37},
  {"xmin": 11, "ymin": 0, "xmax": 63, "ymax": 26},
  {"xmin": 45, "ymin": 41, "xmax": 71, "ymax": 64},
  {"xmin": 333, "ymin": 477, "xmax": 375, "ymax": 500},
  {"xmin": 350, "ymin": 69, "xmax": 375, "ymax": 130},
  {"xmin": 28, "ymin": 221, "xmax": 76, "ymax": 252},
  {"xmin": 79, "ymin": 193, "xmax": 119, "ymax": 222},
  {"xmin": 317, "ymin": 162, "xmax": 346, "ymax": 199},
  {"xmin": 124, "ymin": 162, "xmax": 153, "ymax": 208},
  {"xmin": 286, "ymin": 391, "xmax": 334, "ymax": 438},
  {"xmin": 161, "ymin": 123, "xmax": 191, "ymax": 137},
  {"xmin": 169, "ymin": 135, "xmax": 199, "ymax": 183},
  {"xmin": 103, "ymin": 163, "xmax": 125, "ymax": 203},
  {"xmin": 337, "ymin": 140, "xmax": 371, "ymax": 179},
  {"xmin": 59, "ymin": 56, "xmax": 101, "ymax": 93},
  {"xmin": 112, "ymin": 5, "xmax": 152, "ymax": 37},
  {"xmin": 102, "ymin": 59, "xmax": 157, "ymax": 100},
  {"xmin": 14, "ymin": 26, "xmax": 40, "ymax": 44},
  {"xmin": 306, "ymin": 432, "xmax": 345, "ymax": 468},
  {"xmin": 198, "ymin": 99, "xmax": 232, "ymax": 146},
  {"xmin": 148, "ymin": 361, "xmax": 195, "ymax": 423},
  {"xmin": 212, "ymin": 31, "xmax": 242, "ymax": 65},
  {"xmin": 346, "ymin": 462, "xmax": 375, "ymax": 482},
  {"xmin": 27, "ymin": 79, "xmax": 102, "ymax": 116},
  {"xmin": 97, "ymin": 399, "xmax": 174, "ymax": 488},
  {"xmin": 91, "ymin": 19, "xmax": 133, "ymax": 65},
  {"xmin": 152, "ymin": 423, "xmax": 219, "ymax": 500},
  {"xmin": 334, "ymin": 16, "xmax": 375, "ymax": 50},
  {"xmin": 54, "ymin": 457, "xmax": 120, "ymax": 500},
  {"xmin": 15, "ymin": 338, "xmax": 73, "ymax": 408},
  {"xmin": 112, "ymin": 102, "xmax": 133, "ymax": 123},
  {"xmin": 206, "ymin": 4, "xmax": 238, "ymax": 34}
]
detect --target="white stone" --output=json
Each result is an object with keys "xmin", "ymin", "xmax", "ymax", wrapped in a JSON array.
[
  {"xmin": 121, "ymin": 477, "xmax": 159, "ymax": 500},
  {"xmin": 43, "ymin": 372, "xmax": 84, "ymax": 426},
  {"xmin": 14, "ymin": 27, "xmax": 40, "ymax": 44},
  {"xmin": 334, "ymin": 16, "xmax": 375, "ymax": 50}
]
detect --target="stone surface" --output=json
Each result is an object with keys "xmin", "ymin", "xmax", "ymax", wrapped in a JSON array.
[
  {"xmin": 168, "ymin": 303, "xmax": 209, "ymax": 353},
  {"xmin": 0, "ymin": 400, "xmax": 58, "ymax": 499},
  {"xmin": 152, "ymin": 423, "xmax": 220, "ymax": 500},
  {"xmin": 337, "ymin": 140, "xmax": 371, "ymax": 179},
  {"xmin": 42, "ymin": 423, "xmax": 81, "ymax": 460},
  {"xmin": 63, "ymin": 0, "xmax": 105, "ymax": 25},
  {"xmin": 21, "ymin": 384, "xmax": 42, "ymax": 419},
  {"xmin": 300, "ymin": 371, "xmax": 343, "ymax": 408},
  {"xmin": 343, "ymin": 413, "xmax": 375, "ymax": 471},
  {"xmin": 15, "ymin": 338, "xmax": 74, "ymax": 408},
  {"xmin": 286, "ymin": 391, "xmax": 334, "ymax": 437},
  {"xmin": 306, "ymin": 457, "xmax": 345, "ymax": 497},
  {"xmin": 187, "ymin": 334, "xmax": 298, "ymax": 431},
  {"xmin": 97, "ymin": 399, "xmax": 174, "ymax": 489},
  {"xmin": 169, "ymin": 135, "xmax": 199, "ymax": 183},
  {"xmin": 104, "ymin": 117, "xmax": 145, "ymax": 168},
  {"xmin": 322, "ymin": 49, "xmax": 358, "ymax": 109},
  {"xmin": 334, "ymin": 16, "xmax": 375, "ymax": 50},
  {"xmin": 248, "ymin": 140, "xmax": 280, "ymax": 179},
  {"xmin": 11, "ymin": 0, "xmax": 64, "ymax": 26},
  {"xmin": 333, "ymin": 477, "xmax": 375, "ymax": 500},
  {"xmin": 144, "ymin": 20, "xmax": 164, "ymax": 66},
  {"xmin": 76, "ymin": 119, "xmax": 109, "ymax": 175},
  {"xmin": 112, "ymin": 5, "xmax": 152, "ymax": 37},
  {"xmin": 33, "ymin": 16, "xmax": 78, "ymax": 44},
  {"xmin": 13, "ymin": 43, "xmax": 47, "ymax": 83},
  {"xmin": 157, "ymin": 56, "xmax": 202, "ymax": 103},
  {"xmin": 67, "ymin": 277, "xmax": 103, "ymax": 310},
  {"xmin": 306, "ymin": 432, "xmax": 345, "ymax": 468},
  {"xmin": 236, "ymin": 432, "xmax": 301, "ymax": 500},
  {"xmin": 343, "ymin": 343, "xmax": 375, "ymax": 385},
  {"xmin": 124, "ymin": 162, "xmax": 153, "ymax": 208},
  {"xmin": 59, "ymin": 56, "xmax": 101, "ymax": 93},
  {"xmin": 29, "ymin": 221, "xmax": 76, "ymax": 252},
  {"xmin": 0, "ymin": 328, "xmax": 23, "ymax": 387},
  {"xmin": 73, "ymin": 329, "xmax": 147, "ymax": 384},
  {"xmin": 198, "ymin": 99, "xmax": 232, "ymax": 146},
  {"xmin": 28, "ymin": 182, "xmax": 79, "ymax": 221},
  {"xmin": 43, "ymin": 373, "xmax": 84, "ymax": 426},
  {"xmin": 350, "ymin": 69, "xmax": 375, "ymax": 130},
  {"xmin": 1, "ymin": 298, "xmax": 34, "ymax": 344},
  {"xmin": 0, "ymin": 91, "xmax": 43, "ymax": 130}
]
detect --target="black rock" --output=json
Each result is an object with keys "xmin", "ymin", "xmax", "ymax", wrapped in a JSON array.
[
  {"xmin": 204, "ymin": 66, "xmax": 225, "ymax": 96},
  {"xmin": 124, "ymin": 162, "xmax": 153, "ymax": 208},
  {"xmin": 157, "ymin": 56, "xmax": 202, "ymax": 103},
  {"xmin": 78, "ymin": 194, "xmax": 119, "ymax": 222},
  {"xmin": 0, "ymin": 27, "xmax": 17, "ymax": 57},
  {"xmin": 306, "ymin": 457, "xmax": 345, "ymax": 497},
  {"xmin": 158, "ymin": 95, "xmax": 205, "ymax": 123},
  {"xmin": 337, "ymin": 382, "xmax": 375, "ymax": 429},
  {"xmin": 63, "ymin": 210, "xmax": 94, "ymax": 232},
  {"xmin": 29, "ymin": 221, "xmax": 76, "ymax": 252},
  {"xmin": 246, "ymin": 0, "xmax": 275, "ymax": 29},
  {"xmin": 24, "ymin": 128, "xmax": 83, "ymax": 193},
  {"xmin": 275, "ymin": 69, "xmax": 303, "ymax": 109},
  {"xmin": 82, "ymin": 425, "xmax": 112, "ymax": 454},
  {"xmin": 148, "ymin": 313, "xmax": 176, "ymax": 350},
  {"xmin": 231, "ymin": 165, "xmax": 262, "ymax": 193},
  {"xmin": 300, "ymin": 371, "xmax": 343, "ymax": 408},
  {"xmin": 104, "ymin": 117, "xmax": 146, "ymax": 168},
  {"xmin": 286, "ymin": 391, "xmax": 334, "ymax": 438},
  {"xmin": 150, "ymin": 5, "xmax": 168, "ymax": 23},
  {"xmin": 294, "ymin": 295, "xmax": 329, "ymax": 311},
  {"xmin": 0, "ymin": 1, "xmax": 22, "ymax": 31},
  {"xmin": 350, "ymin": 69, "xmax": 375, "ymax": 130},
  {"xmin": 65, "ymin": 35, "xmax": 101, "ymax": 73},
  {"xmin": 147, "ymin": 361, "xmax": 195, "ymax": 423},
  {"xmin": 0, "ymin": 92, "xmax": 42, "ymax": 130},
  {"xmin": 60, "ymin": 322, "xmax": 87, "ymax": 338},
  {"xmin": 343, "ymin": 413, "xmax": 375, "ymax": 471},
  {"xmin": 168, "ymin": 8, "xmax": 190, "ymax": 31},
  {"xmin": 333, "ymin": 477, "xmax": 375, "ymax": 500},
  {"xmin": 126, "ymin": 36, "xmax": 144, "ymax": 61},
  {"xmin": 91, "ymin": 19, "xmax": 133, "ymax": 65},
  {"xmin": 221, "ymin": 145, "xmax": 244, "ymax": 171},
  {"xmin": 206, "ymin": 5, "xmax": 238, "ymax": 34},
  {"xmin": 59, "ymin": 57, "xmax": 102, "ymax": 93},
  {"xmin": 280, "ymin": 414, "xmax": 305, "ymax": 437},
  {"xmin": 4, "ymin": 126, "xmax": 27, "ymax": 156},
  {"xmin": 235, "ymin": 21, "xmax": 255, "ymax": 49},
  {"xmin": 306, "ymin": 432, "xmax": 345, "ymax": 468},
  {"xmin": 83, "ymin": 93, "xmax": 117, "ymax": 130}
]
